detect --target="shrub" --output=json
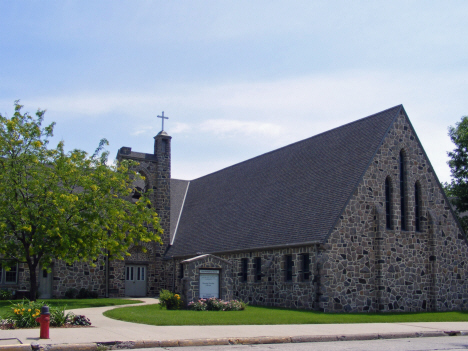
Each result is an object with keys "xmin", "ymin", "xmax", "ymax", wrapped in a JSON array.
[
  {"xmin": 187, "ymin": 299, "xmax": 207, "ymax": 311},
  {"xmin": 0, "ymin": 289, "xmax": 13, "ymax": 300},
  {"xmin": 158, "ymin": 290, "xmax": 183, "ymax": 310},
  {"xmin": 65, "ymin": 288, "xmax": 78, "ymax": 299},
  {"xmin": 188, "ymin": 298, "xmax": 246, "ymax": 311},
  {"xmin": 77, "ymin": 288, "xmax": 98, "ymax": 299}
]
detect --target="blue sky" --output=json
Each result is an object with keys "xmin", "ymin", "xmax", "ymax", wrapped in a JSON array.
[{"xmin": 0, "ymin": 1, "xmax": 466, "ymax": 183}]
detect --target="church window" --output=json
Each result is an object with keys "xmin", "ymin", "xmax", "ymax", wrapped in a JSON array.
[
  {"xmin": 161, "ymin": 139, "xmax": 168, "ymax": 154},
  {"xmin": 241, "ymin": 258, "xmax": 248, "ymax": 282},
  {"xmin": 399, "ymin": 150, "xmax": 407, "ymax": 231},
  {"xmin": 254, "ymin": 257, "xmax": 262, "ymax": 282},
  {"xmin": 385, "ymin": 177, "xmax": 393, "ymax": 230},
  {"xmin": 302, "ymin": 254, "xmax": 310, "ymax": 281},
  {"xmin": 179, "ymin": 263, "xmax": 184, "ymax": 280},
  {"xmin": 285, "ymin": 255, "xmax": 293, "ymax": 282},
  {"xmin": 415, "ymin": 182, "xmax": 421, "ymax": 232},
  {"xmin": 1, "ymin": 263, "xmax": 18, "ymax": 284}
]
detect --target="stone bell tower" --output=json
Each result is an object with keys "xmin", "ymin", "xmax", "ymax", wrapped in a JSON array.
[
  {"xmin": 113, "ymin": 112, "xmax": 172, "ymax": 296},
  {"xmin": 153, "ymin": 130, "xmax": 172, "ymax": 246}
]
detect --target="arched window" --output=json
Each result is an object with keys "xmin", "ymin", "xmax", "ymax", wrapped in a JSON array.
[
  {"xmin": 415, "ymin": 182, "xmax": 421, "ymax": 232},
  {"xmin": 385, "ymin": 177, "xmax": 392, "ymax": 230},
  {"xmin": 399, "ymin": 150, "xmax": 407, "ymax": 231}
]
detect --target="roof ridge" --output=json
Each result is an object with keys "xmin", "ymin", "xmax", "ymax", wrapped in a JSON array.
[{"xmin": 190, "ymin": 105, "xmax": 403, "ymax": 182}]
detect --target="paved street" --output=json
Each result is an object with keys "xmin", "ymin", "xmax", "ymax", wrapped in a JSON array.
[{"xmin": 130, "ymin": 336, "xmax": 468, "ymax": 351}]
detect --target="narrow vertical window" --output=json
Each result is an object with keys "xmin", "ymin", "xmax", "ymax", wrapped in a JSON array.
[
  {"xmin": 385, "ymin": 177, "xmax": 392, "ymax": 230},
  {"xmin": 255, "ymin": 257, "xmax": 262, "ymax": 282},
  {"xmin": 161, "ymin": 139, "xmax": 168, "ymax": 154},
  {"xmin": 179, "ymin": 263, "xmax": 184, "ymax": 280},
  {"xmin": 241, "ymin": 258, "xmax": 248, "ymax": 282},
  {"xmin": 285, "ymin": 255, "xmax": 293, "ymax": 281},
  {"xmin": 302, "ymin": 254, "xmax": 310, "ymax": 281},
  {"xmin": 415, "ymin": 182, "xmax": 421, "ymax": 232},
  {"xmin": 400, "ymin": 150, "xmax": 407, "ymax": 231}
]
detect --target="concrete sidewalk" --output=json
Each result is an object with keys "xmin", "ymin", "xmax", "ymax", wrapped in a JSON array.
[{"xmin": 1, "ymin": 298, "xmax": 468, "ymax": 350}]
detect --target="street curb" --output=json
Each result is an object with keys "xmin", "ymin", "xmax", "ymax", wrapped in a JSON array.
[{"xmin": 0, "ymin": 330, "xmax": 463, "ymax": 350}]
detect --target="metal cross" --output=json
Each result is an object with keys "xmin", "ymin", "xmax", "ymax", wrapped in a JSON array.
[{"xmin": 157, "ymin": 111, "xmax": 169, "ymax": 131}]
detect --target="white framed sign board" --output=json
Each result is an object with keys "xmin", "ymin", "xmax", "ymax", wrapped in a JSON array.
[{"xmin": 199, "ymin": 269, "xmax": 220, "ymax": 298}]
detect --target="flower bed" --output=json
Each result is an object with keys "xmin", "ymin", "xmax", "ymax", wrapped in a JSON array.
[
  {"xmin": 0, "ymin": 300, "xmax": 91, "ymax": 329},
  {"xmin": 188, "ymin": 298, "xmax": 246, "ymax": 311}
]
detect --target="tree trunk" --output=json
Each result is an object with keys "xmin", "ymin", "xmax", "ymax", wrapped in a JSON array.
[{"xmin": 28, "ymin": 262, "xmax": 38, "ymax": 301}]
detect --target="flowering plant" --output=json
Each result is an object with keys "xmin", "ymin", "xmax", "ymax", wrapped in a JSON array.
[
  {"xmin": 9, "ymin": 300, "xmax": 43, "ymax": 328},
  {"xmin": 188, "ymin": 297, "xmax": 246, "ymax": 311},
  {"xmin": 1, "ymin": 300, "xmax": 76, "ymax": 329},
  {"xmin": 158, "ymin": 290, "xmax": 183, "ymax": 310}
]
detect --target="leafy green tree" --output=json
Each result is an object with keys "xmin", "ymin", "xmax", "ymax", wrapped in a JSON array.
[
  {"xmin": 0, "ymin": 102, "xmax": 163, "ymax": 300},
  {"xmin": 446, "ymin": 116, "xmax": 468, "ymax": 233}
]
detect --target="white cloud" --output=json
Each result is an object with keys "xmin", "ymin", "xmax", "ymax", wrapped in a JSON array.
[
  {"xmin": 200, "ymin": 119, "xmax": 282, "ymax": 138},
  {"xmin": 8, "ymin": 68, "xmax": 466, "ymax": 183},
  {"xmin": 171, "ymin": 122, "xmax": 191, "ymax": 134}
]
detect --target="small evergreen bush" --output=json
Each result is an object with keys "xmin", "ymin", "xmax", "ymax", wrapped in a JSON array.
[
  {"xmin": 64, "ymin": 288, "xmax": 78, "ymax": 299},
  {"xmin": 76, "ymin": 288, "xmax": 98, "ymax": 299},
  {"xmin": 0, "ymin": 289, "xmax": 13, "ymax": 300}
]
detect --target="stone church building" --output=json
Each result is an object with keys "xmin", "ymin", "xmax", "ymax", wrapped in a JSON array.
[{"xmin": 3, "ymin": 105, "xmax": 468, "ymax": 313}]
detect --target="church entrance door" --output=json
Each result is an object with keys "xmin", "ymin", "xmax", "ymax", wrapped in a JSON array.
[
  {"xmin": 38, "ymin": 267, "xmax": 53, "ymax": 299},
  {"xmin": 125, "ymin": 265, "xmax": 146, "ymax": 297}
]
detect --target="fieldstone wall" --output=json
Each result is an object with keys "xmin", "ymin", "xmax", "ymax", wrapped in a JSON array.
[
  {"xmin": 52, "ymin": 260, "xmax": 106, "ymax": 297},
  {"xmin": 170, "ymin": 246, "xmax": 319, "ymax": 309},
  {"xmin": 222, "ymin": 246, "xmax": 319, "ymax": 309},
  {"xmin": 177, "ymin": 254, "xmax": 233, "ymax": 306},
  {"xmin": 320, "ymin": 111, "xmax": 468, "ymax": 312},
  {"xmin": 0, "ymin": 262, "xmax": 29, "ymax": 294}
]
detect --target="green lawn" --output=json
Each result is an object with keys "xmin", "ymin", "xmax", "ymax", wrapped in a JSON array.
[
  {"xmin": 0, "ymin": 298, "xmax": 142, "ymax": 316},
  {"xmin": 103, "ymin": 304, "xmax": 468, "ymax": 326}
]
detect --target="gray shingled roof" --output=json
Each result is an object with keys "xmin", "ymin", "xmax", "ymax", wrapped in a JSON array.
[
  {"xmin": 167, "ymin": 105, "xmax": 402, "ymax": 257},
  {"xmin": 170, "ymin": 179, "xmax": 190, "ymax": 243}
]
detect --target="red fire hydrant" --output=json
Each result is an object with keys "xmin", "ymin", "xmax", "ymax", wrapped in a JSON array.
[{"xmin": 35, "ymin": 305, "xmax": 50, "ymax": 339}]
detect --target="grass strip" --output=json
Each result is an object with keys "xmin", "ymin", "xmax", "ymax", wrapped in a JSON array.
[
  {"xmin": 103, "ymin": 304, "xmax": 468, "ymax": 326},
  {"xmin": 0, "ymin": 298, "xmax": 142, "ymax": 316}
]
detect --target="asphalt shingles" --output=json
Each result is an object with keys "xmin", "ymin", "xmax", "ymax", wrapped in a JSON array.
[{"xmin": 168, "ymin": 106, "xmax": 402, "ymax": 257}]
